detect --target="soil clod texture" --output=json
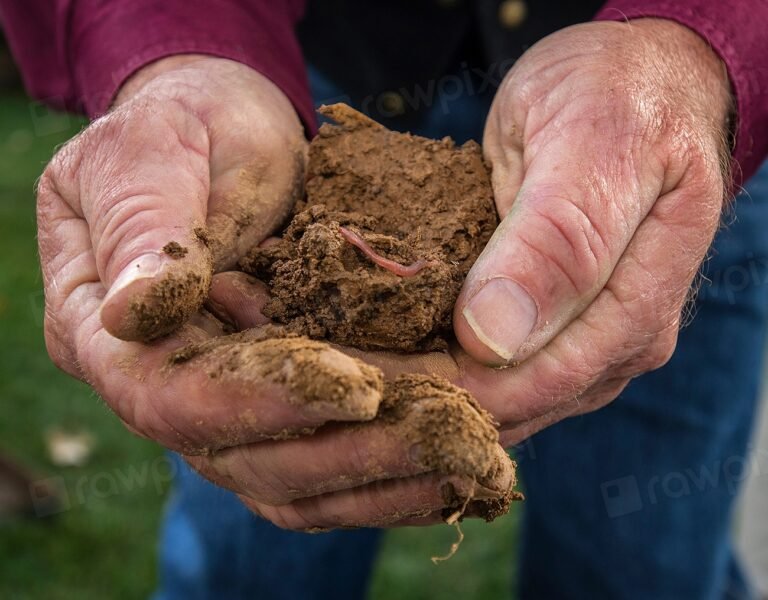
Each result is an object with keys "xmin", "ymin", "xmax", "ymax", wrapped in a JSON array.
[
  {"xmin": 112, "ymin": 104, "xmax": 520, "ymax": 531},
  {"xmin": 241, "ymin": 103, "xmax": 498, "ymax": 351}
]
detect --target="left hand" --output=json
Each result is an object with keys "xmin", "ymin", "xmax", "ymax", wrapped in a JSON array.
[
  {"xmin": 208, "ymin": 18, "xmax": 733, "ymax": 526},
  {"xmin": 450, "ymin": 18, "xmax": 733, "ymax": 443}
]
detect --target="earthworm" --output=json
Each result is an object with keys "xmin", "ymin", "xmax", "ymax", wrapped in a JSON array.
[{"xmin": 338, "ymin": 226, "xmax": 436, "ymax": 277}]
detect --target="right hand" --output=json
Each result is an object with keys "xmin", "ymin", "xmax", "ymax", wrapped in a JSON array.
[{"xmin": 38, "ymin": 56, "xmax": 491, "ymax": 530}]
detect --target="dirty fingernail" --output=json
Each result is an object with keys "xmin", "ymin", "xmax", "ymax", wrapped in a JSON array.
[
  {"xmin": 108, "ymin": 253, "xmax": 167, "ymax": 297},
  {"xmin": 409, "ymin": 444, "xmax": 423, "ymax": 464},
  {"xmin": 462, "ymin": 277, "xmax": 537, "ymax": 362}
]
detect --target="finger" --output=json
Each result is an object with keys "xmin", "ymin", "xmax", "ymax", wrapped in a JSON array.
[
  {"xmin": 38, "ymin": 177, "xmax": 383, "ymax": 451},
  {"xmin": 95, "ymin": 328, "xmax": 384, "ymax": 452},
  {"xmin": 240, "ymin": 471, "xmax": 508, "ymax": 530},
  {"xmin": 191, "ymin": 398, "xmax": 515, "ymax": 505},
  {"xmin": 458, "ymin": 160, "xmax": 724, "ymax": 433},
  {"xmin": 202, "ymin": 68, "xmax": 307, "ymax": 270},
  {"xmin": 206, "ymin": 271, "xmax": 271, "ymax": 330},
  {"xmin": 258, "ymin": 236, "xmax": 283, "ymax": 249},
  {"xmin": 389, "ymin": 500, "xmax": 503, "ymax": 528},
  {"xmin": 187, "ymin": 309, "xmax": 229, "ymax": 337},
  {"xmin": 229, "ymin": 476, "xmax": 501, "ymax": 531},
  {"xmin": 114, "ymin": 59, "xmax": 308, "ymax": 272},
  {"xmin": 390, "ymin": 512, "xmax": 446, "ymax": 528},
  {"xmin": 497, "ymin": 377, "xmax": 631, "ymax": 447},
  {"xmin": 458, "ymin": 93, "xmax": 684, "ymax": 366},
  {"xmin": 46, "ymin": 103, "xmax": 214, "ymax": 343},
  {"xmin": 187, "ymin": 422, "xmax": 431, "ymax": 505}
]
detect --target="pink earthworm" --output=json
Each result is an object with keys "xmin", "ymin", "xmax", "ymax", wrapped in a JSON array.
[{"xmin": 338, "ymin": 226, "xmax": 436, "ymax": 277}]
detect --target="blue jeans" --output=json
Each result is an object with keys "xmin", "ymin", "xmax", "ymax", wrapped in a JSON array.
[{"xmin": 154, "ymin": 67, "xmax": 768, "ymax": 599}]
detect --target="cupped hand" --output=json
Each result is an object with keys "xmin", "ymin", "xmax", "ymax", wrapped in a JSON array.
[
  {"xmin": 222, "ymin": 19, "xmax": 733, "ymax": 450},
  {"xmin": 38, "ymin": 55, "xmax": 497, "ymax": 531},
  {"xmin": 456, "ymin": 18, "xmax": 731, "ymax": 442}
]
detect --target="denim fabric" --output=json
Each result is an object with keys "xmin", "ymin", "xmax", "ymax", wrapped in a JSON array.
[
  {"xmin": 516, "ymin": 164, "xmax": 768, "ymax": 599},
  {"xmin": 154, "ymin": 66, "xmax": 768, "ymax": 599}
]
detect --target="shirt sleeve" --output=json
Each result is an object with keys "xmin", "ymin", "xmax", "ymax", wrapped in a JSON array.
[
  {"xmin": 0, "ymin": 0, "xmax": 314, "ymax": 129},
  {"xmin": 595, "ymin": 0, "xmax": 768, "ymax": 186}
]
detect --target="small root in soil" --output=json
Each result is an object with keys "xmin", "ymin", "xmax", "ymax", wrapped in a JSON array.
[{"xmin": 431, "ymin": 492, "xmax": 472, "ymax": 564}]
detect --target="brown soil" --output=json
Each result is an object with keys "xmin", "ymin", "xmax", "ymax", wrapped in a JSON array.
[
  {"xmin": 241, "ymin": 103, "xmax": 498, "ymax": 351},
  {"xmin": 163, "ymin": 241, "xmax": 188, "ymax": 259},
  {"xmin": 381, "ymin": 374, "xmax": 518, "ymax": 519},
  {"xmin": 117, "ymin": 264, "xmax": 211, "ymax": 342},
  {"xmin": 123, "ymin": 104, "xmax": 519, "ymax": 527}
]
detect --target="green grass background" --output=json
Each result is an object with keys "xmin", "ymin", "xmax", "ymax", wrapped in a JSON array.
[{"xmin": 0, "ymin": 94, "xmax": 520, "ymax": 599}]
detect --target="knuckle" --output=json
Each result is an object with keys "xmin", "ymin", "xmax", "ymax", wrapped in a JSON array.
[
  {"xmin": 636, "ymin": 327, "xmax": 679, "ymax": 373},
  {"xmin": 116, "ymin": 389, "xmax": 183, "ymax": 452},
  {"xmin": 42, "ymin": 316, "xmax": 79, "ymax": 378},
  {"xmin": 41, "ymin": 127, "xmax": 91, "ymax": 202},
  {"xmin": 521, "ymin": 193, "xmax": 608, "ymax": 297},
  {"xmin": 235, "ymin": 448, "xmax": 298, "ymax": 506},
  {"xmin": 96, "ymin": 201, "xmax": 166, "ymax": 274},
  {"xmin": 357, "ymin": 484, "xmax": 393, "ymax": 521},
  {"xmin": 119, "ymin": 418, "xmax": 151, "ymax": 441},
  {"xmin": 527, "ymin": 347, "xmax": 596, "ymax": 416},
  {"xmin": 574, "ymin": 378, "xmax": 631, "ymax": 416},
  {"xmin": 644, "ymin": 107, "xmax": 727, "ymax": 209},
  {"xmin": 37, "ymin": 163, "xmax": 59, "ymax": 205},
  {"xmin": 262, "ymin": 502, "xmax": 319, "ymax": 532}
]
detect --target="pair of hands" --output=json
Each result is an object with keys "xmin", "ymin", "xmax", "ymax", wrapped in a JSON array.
[{"xmin": 38, "ymin": 20, "xmax": 732, "ymax": 530}]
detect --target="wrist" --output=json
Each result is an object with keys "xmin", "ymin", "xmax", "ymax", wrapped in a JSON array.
[
  {"xmin": 114, "ymin": 54, "xmax": 239, "ymax": 107},
  {"xmin": 622, "ymin": 19, "xmax": 733, "ymax": 135},
  {"xmin": 630, "ymin": 18, "xmax": 735, "ymax": 182},
  {"xmin": 631, "ymin": 18, "xmax": 728, "ymax": 84}
]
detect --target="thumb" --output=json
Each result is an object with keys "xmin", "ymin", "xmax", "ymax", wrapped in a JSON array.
[
  {"xmin": 455, "ymin": 118, "xmax": 669, "ymax": 366},
  {"xmin": 53, "ymin": 100, "xmax": 213, "ymax": 342}
]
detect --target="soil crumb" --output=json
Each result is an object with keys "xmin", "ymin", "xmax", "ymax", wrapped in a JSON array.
[
  {"xmin": 193, "ymin": 226, "xmax": 211, "ymax": 247},
  {"xmin": 163, "ymin": 241, "xmax": 188, "ymax": 259},
  {"xmin": 241, "ymin": 103, "xmax": 498, "ymax": 351}
]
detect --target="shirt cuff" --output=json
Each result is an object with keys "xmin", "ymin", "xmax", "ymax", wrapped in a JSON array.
[
  {"xmin": 68, "ymin": 0, "xmax": 315, "ymax": 132},
  {"xmin": 595, "ymin": 0, "xmax": 768, "ymax": 185}
]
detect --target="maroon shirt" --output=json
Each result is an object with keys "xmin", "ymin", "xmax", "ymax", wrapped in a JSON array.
[{"xmin": 0, "ymin": 0, "xmax": 765, "ymax": 182}]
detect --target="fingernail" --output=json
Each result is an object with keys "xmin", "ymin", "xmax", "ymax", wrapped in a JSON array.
[
  {"xmin": 108, "ymin": 253, "xmax": 167, "ymax": 297},
  {"xmin": 409, "ymin": 444, "xmax": 424, "ymax": 464},
  {"xmin": 462, "ymin": 277, "xmax": 537, "ymax": 362}
]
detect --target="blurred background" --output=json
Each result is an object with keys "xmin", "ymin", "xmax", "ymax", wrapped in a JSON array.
[
  {"xmin": 1, "ymin": 30, "xmax": 767, "ymax": 600},
  {"xmin": 0, "ymin": 33, "xmax": 524, "ymax": 600}
]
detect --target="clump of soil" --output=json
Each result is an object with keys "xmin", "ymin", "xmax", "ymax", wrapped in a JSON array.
[
  {"xmin": 381, "ymin": 374, "xmax": 519, "ymax": 520},
  {"xmin": 242, "ymin": 206, "xmax": 455, "ymax": 351},
  {"xmin": 120, "ymin": 104, "xmax": 520, "ymax": 530},
  {"xmin": 241, "ymin": 104, "xmax": 498, "ymax": 351}
]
